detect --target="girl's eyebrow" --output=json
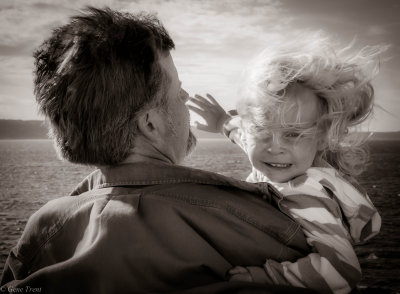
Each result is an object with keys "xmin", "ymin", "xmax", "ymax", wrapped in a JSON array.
[
  {"xmin": 264, "ymin": 122, "xmax": 316, "ymax": 131},
  {"xmin": 284, "ymin": 122, "xmax": 318, "ymax": 130}
]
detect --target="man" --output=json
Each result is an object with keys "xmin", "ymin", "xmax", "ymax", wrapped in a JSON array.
[{"xmin": 0, "ymin": 7, "xmax": 314, "ymax": 293}]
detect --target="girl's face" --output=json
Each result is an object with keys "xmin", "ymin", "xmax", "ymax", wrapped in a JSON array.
[{"xmin": 245, "ymin": 85, "xmax": 322, "ymax": 183}]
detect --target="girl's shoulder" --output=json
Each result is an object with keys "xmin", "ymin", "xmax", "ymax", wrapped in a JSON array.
[{"xmin": 293, "ymin": 167, "xmax": 381, "ymax": 244}]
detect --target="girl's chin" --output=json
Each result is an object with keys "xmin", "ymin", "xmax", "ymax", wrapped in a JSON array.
[
  {"xmin": 259, "ymin": 172, "xmax": 291, "ymax": 183},
  {"xmin": 259, "ymin": 167, "xmax": 293, "ymax": 183}
]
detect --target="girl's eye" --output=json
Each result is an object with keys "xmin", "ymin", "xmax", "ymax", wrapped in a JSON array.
[
  {"xmin": 285, "ymin": 132, "xmax": 300, "ymax": 138},
  {"xmin": 259, "ymin": 133, "xmax": 273, "ymax": 141}
]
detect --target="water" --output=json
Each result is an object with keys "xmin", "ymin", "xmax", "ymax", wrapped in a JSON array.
[{"xmin": 0, "ymin": 139, "xmax": 399, "ymax": 293}]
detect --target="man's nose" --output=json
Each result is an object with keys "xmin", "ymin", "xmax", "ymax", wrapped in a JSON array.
[{"xmin": 181, "ymin": 89, "xmax": 189, "ymax": 102}]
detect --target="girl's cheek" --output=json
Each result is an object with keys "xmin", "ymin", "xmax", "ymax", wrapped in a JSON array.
[{"xmin": 246, "ymin": 137, "xmax": 258, "ymax": 149}]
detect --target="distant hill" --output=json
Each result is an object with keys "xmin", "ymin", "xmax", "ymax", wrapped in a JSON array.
[
  {"xmin": 0, "ymin": 120, "xmax": 48, "ymax": 139},
  {"xmin": 0, "ymin": 119, "xmax": 224, "ymax": 140},
  {"xmin": 0, "ymin": 119, "xmax": 399, "ymax": 140},
  {"xmin": 192, "ymin": 129, "xmax": 225, "ymax": 139},
  {"xmin": 368, "ymin": 131, "xmax": 400, "ymax": 141}
]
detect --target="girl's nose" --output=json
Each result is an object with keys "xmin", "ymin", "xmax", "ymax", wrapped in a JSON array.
[{"xmin": 267, "ymin": 135, "xmax": 283, "ymax": 154}]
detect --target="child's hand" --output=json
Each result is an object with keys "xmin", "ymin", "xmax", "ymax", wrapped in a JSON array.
[
  {"xmin": 187, "ymin": 94, "xmax": 230, "ymax": 133},
  {"xmin": 227, "ymin": 266, "xmax": 253, "ymax": 282}
]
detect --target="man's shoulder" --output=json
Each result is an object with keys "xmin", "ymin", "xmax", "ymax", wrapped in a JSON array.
[{"xmin": 14, "ymin": 192, "xmax": 106, "ymax": 261}]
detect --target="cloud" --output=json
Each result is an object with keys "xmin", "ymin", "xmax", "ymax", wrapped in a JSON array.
[
  {"xmin": 0, "ymin": 0, "xmax": 399, "ymax": 131},
  {"xmin": 0, "ymin": 56, "xmax": 36, "ymax": 118},
  {"xmin": 366, "ymin": 25, "xmax": 390, "ymax": 36},
  {"xmin": 0, "ymin": 2, "xmax": 72, "ymax": 58},
  {"xmin": 118, "ymin": 0, "xmax": 298, "ymax": 109}
]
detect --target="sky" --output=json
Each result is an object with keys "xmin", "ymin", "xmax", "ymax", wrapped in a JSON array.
[{"xmin": 0, "ymin": 0, "xmax": 399, "ymax": 132}]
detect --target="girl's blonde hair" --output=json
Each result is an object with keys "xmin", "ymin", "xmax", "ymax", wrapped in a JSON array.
[{"xmin": 237, "ymin": 33, "xmax": 387, "ymax": 177}]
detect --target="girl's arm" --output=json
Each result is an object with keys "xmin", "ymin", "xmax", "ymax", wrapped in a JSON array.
[
  {"xmin": 229, "ymin": 184, "xmax": 362, "ymax": 294},
  {"xmin": 188, "ymin": 94, "xmax": 245, "ymax": 149},
  {"xmin": 187, "ymin": 94, "xmax": 230, "ymax": 134}
]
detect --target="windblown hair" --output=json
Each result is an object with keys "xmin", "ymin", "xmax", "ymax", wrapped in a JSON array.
[
  {"xmin": 237, "ymin": 33, "xmax": 387, "ymax": 176},
  {"xmin": 34, "ymin": 7, "xmax": 174, "ymax": 165}
]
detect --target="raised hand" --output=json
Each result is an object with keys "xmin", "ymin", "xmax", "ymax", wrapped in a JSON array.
[{"xmin": 187, "ymin": 94, "xmax": 230, "ymax": 133}]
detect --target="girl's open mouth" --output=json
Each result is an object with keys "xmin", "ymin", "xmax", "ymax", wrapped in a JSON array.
[{"xmin": 265, "ymin": 162, "xmax": 292, "ymax": 168}]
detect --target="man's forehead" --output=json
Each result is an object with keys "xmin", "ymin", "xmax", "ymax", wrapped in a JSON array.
[
  {"xmin": 158, "ymin": 52, "xmax": 176, "ymax": 74},
  {"xmin": 158, "ymin": 52, "xmax": 180, "ymax": 88}
]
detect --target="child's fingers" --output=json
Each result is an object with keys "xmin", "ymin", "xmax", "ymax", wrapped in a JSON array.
[
  {"xmin": 194, "ymin": 94, "xmax": 216, "ymax": 106},
  {"xmin": 229, "ymin": 272, "xmax": 253, "ymax": 282},
  {"xmin": 193, "ymin": 122, "xmax": 210, "ymax": 132},
  {"xmin": 206, "ymin": 93, "xmax": 219, "ymax": 105},
  {"xmin": 206, "ymin": 93, "xmax": 226, "ymax": 112},
  {"xmin": 227, "ymin": 266, "xmax": 253, "ymax": 282},
  {"xmin": 193, "ymin": 94, "xmax": 209, "ymax": 102},
  {"xmin": 228, "ymin": 266, "xmax": 248, "ymax": 275},
  {"xmin": 189, "ymin": 96, "xmax": 211, "ymax": 110},
  {"xmin": 187, "ymin": 105, "xmax": 206, "ymax": 116},
  {"xmin": 191, "ymin": 94, "xmax": 227, "ymax": 118}
]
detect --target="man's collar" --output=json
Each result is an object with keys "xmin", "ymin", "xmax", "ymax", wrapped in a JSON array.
[{"xmin": 70, "ymin": 161, "xmax": 275, "ymax": 198}]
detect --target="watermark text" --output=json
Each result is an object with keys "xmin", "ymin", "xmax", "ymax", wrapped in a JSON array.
[{"xmin": 0, "ymin": 286, "xmax": 42, "ymax": 293}]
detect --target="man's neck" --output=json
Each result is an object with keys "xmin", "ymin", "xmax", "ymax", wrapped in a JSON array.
[
  {"xmin": 122, "ymin": 139, "xmax": 176, "ymax": 165},
  {"xmin": 122, "ymin": 152, "xmax": 173, "ymax": 165}
]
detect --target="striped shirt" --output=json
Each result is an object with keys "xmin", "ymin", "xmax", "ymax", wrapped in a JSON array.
[
  {"xmin": 247, "ymin": 168, "xmax": 381, "ymax": 294},
  {"xmin": 225, "ymin": 116, "xmax": 381, "ymax": 294}
]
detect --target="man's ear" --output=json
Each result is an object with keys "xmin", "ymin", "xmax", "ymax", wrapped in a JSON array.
[{"xmin": 137, "ymin": 109, "xmax": 163, "ymax": 141}]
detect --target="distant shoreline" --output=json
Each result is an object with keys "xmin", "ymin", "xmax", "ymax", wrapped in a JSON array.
[
  {"xmin": 1, "ymin": 119, "xmax": 400, "ymax": 140},
  {"xmin": 1, "ymin": 137, "xmax": 400, "ymax": 142},
  {"xmin": 0, "ymin": 138, "xmax": 53, "ymax": 141},
  {"xmin": 0, "ymin": 138, "xmax": 229, "ymax": 141}
]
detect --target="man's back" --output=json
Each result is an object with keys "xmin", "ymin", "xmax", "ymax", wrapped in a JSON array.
[{"xmin": 1, "ymin": 162, "xmax": 309, "ymax": 293}]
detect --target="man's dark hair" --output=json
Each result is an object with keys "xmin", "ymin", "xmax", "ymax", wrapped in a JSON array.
[{"xmin": 34, "ymin": 7, "xmax": 175, "ymax": 165}]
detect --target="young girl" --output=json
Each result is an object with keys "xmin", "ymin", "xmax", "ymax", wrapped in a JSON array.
[{"xmin": 188, "ymin": 35, "xmax": 384, "ymax": 294}]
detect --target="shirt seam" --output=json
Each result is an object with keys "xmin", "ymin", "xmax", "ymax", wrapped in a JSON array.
[
  {"xmin": 19, "ymin": 192, "xmax": 108, "ymax": 269},
  {"xmin": 147, "ymin": 190, "xmax": 299, "ymax": 244}
]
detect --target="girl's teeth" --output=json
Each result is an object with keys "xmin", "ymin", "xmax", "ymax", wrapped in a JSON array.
[{"xmin": 269, "ymin": 163, "xmax": 291, "ymax": 168}]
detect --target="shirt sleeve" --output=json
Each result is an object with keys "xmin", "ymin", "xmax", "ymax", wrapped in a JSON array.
[
  {"xmin": 248, "ymin": 186, "xmax": 362, "ymax": 294},
  {"xmin": 0, "ymin": 248, "xmax": 26, "ymax": 286}
]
